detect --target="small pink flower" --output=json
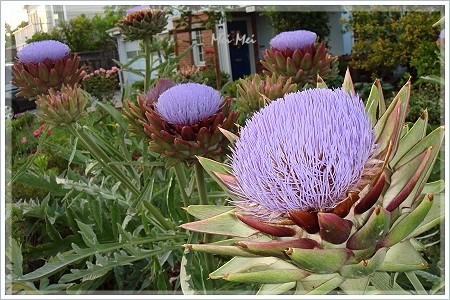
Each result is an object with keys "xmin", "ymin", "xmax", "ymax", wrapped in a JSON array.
[
  {"xmin": 111, "ymin": 66, "xmax": 119, "ymax": 72},
  {"xmin": 21, "ymin": 136, "xmax": 27, "ymax": 144},
  {"xmin": 47, "ymin": 129, "xmax": 53, "ymax": 135},
  {"xmin": 33, "ymin": 129, "xmax": 41, "ymax": 137},
  {"xmin": 94, "ymin": 70, "xmax": 100, "ymax": 75},
  {"xmin": 39, "ymin": 124, "xmax": 46, "ymax": 131}
]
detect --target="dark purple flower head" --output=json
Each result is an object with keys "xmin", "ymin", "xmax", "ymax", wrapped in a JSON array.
[
  {"xmin": 155, "ymin": 83, "xmax": 222, "ymax": 125},
  {"xmin": 142, "ymin": 78, "xmax": 176, "ymax": 105},
  {"xmin": 126, "ymin": 5, "xmax": 151, "ymax": 14},
  {"xmin": 269, "ymin": 30, "xmax": 317, "ymax": 51},
  {"xmin": 231, "ymin": 88, "xmax": 375, "ymax": 220},
  {"xmin": 17, "ymin": 40, "xmax": 70, "ymax": 64}
]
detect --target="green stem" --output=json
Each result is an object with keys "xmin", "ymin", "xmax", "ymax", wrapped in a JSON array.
[
  {"xmin": 194, "ymin": 162, "xmax": 208, "ymax": 206},
  {"xmin": 173, "ymin": 163, "xmax": 193, "ymax": 222},
  {"xmin": 194, "ymin": 161, "xmax": 215, "ymax": 275},
  {"xmin": 143, "ymin": 37, "xmax": 152, "ymax": 91},
  {"xmin": 142, "ymin": 142, "xmax": 149, "ymax": 182},
  {"xmin": 66, "ymin": 123, "xmax": 174, "ymax": 231}
]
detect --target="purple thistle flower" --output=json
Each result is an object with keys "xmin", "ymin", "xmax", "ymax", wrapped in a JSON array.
[
  {"xmin": 269, "ymin": 30, "xmax": 317, "ymax": 51},
  {"xmin": 17, "ymin": 40, "xmax": 70, "ymax": 64},
  {"xmin": 155, "ymin": 83, "xmax": 222, "ymax": 126},
  {"xmin": 231, "ymin": 88, "xmax": 375, "ymax": 219},
  {"xmin": 125, "ymin": 5, "xmax": 151, "ymax": 14}
]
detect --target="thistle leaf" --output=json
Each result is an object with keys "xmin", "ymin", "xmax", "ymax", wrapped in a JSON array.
[
  {"xmin": 338, "ymin": 247, "xmax": 387, "ymax": 279},
  {"xmin": 286, "ymin": 248, "xmax": 353, "ymax": 273},
  {"xmin": 184, "ymin": 205, "xmax": 235, "ymax": 220},
  {"xmin": 346, "ymin": 206, "xmax": 390, "ymax": 250},
  {"xmin": 379, "ymin": 240, "xmax": 428, "ymax": 272},
  {"xmin": 365, "ymin": 79, "xmax": 385, "ymax": 125},
  {"xmin": 179, "ymin": 210, "xmax": 259, "ymax": 237},
  {"xmin": 378, "ymin": 193, "xmax": 434, "ymax": 248}
]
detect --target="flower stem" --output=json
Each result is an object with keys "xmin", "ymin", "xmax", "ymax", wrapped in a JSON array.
[
  {"xmin": 194, "ymin": 161, "xmax": 208, "ymax": 206},
  {"xmin": 173, "ymin": 163, "xmax": 193, "ymax": 222},
  {"xmin": 143, "ymin": 37, "xmax": 152, "ymax": 91},
  {"xmin": 65, "ymin": 123, "xmax": 174, "ymax": 231},
  {"xmin": 194, "ymin": 161, "xmax": 215, "ymax": 274}
]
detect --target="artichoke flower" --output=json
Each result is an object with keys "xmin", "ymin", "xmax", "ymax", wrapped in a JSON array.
[
  {"xmin": 126, "ymin": 82, "xmax": 240, "ymax": 168},
  {"xmin": 235, "ymin": 73, "xmax": 298, "ymax": 115},
  {"xmin": 261, "ymin": 30, "xmax": 338, "ymax": 86},
  {"xmin": 10, "ymin": 40, "xmax": 85, "ymax": 100},
  {"xmin": 180, "ymin": 70, "xmax": 444, "ymax": 294},
  {"xmin": 116, "ymin": 6, "xmax": 168, "ymax": 41},
  {"xmin": 35, "ymin": 84, "xmax": 89, "ymax": 125}
]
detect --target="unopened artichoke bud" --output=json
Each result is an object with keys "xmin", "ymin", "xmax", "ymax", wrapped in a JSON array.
[
  {"xmin": 142, "ymin": 83, "xmax": 240, "ymax": 168},
  {"xmin": 11, "ymin": 40, "xmax": 85, "ymax": 100},
  {"xmin": 180, "ymin": 71, "xmax": 444, "ymax": 287},
  {"xmin": 117, "ymin": 6, "xmax": 168, "ymax": 41},
  {"xmin": 235, "ymin": 74, "xmax": 298, "ymax": 115},
  {"xmin": 261, "ymin": 30, "xmax": 338, "ymax": 85},
  {"xmin": 35, "ymin": 84, "xmax": 89, "ymax": 125}
]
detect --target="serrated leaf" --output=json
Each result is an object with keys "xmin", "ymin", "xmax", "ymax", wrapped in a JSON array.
[{"xmin": 76, "ymin": 220, "xmax": 98, "ymax": 248}]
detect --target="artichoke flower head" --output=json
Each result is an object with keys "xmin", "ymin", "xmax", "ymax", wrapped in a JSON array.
[
  {"xmin": 180, "ymin": 70, "xmax": 445, "ymax": 293},
  {"xmin": 11, "ymin": 40, "xmax": 85, "ymax": 100},
  {"xmin": 124, "ymin": 81, "xmax": 240, "ymax": 168},
  {"xmin": 261, "ymin": 29, "xmax": 339, "ymax": 85}
]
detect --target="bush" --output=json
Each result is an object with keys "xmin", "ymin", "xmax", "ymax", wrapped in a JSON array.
[
  {"xmin": 82, "ymin": 66, "xmax": 120, "ymax": 102},
  {"xmin": 406, "ymin": 83, "xmax": 443, "ymax": 125},
  {"xmin": 348, "ymin": 9, "xmax": 442, "ymax": 84}
]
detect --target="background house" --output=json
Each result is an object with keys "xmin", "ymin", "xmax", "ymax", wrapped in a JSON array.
[
  {"xmin": 111, "ymin": 5, "xmax": 353, "ymax": 87},
  {"xmin": 13, "ymin": 4, "xmax": 106, "ymax": 51}
]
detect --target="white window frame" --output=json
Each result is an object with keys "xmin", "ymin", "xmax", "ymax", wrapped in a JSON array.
[{"xmin": 191, "ymin": 30, "xmax": 205, "ymax": 66}]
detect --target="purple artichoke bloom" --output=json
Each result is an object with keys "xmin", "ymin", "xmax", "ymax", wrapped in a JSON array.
[
  {"xmin": 269, "ymin": 30, "xmax": 317, "ymax": 51},
  {"xmin": 231, "ymin": 88, "xmax": 375, "ymax": 220},
  {"xmin": 17, "ymin": 40, "xmax": 70, "ymax": 64},
  {"xmin": 125, "ymin": 5, "xmax": 151, "ymax": 14},
  {"xmin": 155, "ymin": 83, "xmax": 222, "ymax": 126}
]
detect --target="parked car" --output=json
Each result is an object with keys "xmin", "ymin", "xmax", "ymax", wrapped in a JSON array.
[{"xmin": 5, "ymin": 63, "xmax": 36, "ymax": 118}]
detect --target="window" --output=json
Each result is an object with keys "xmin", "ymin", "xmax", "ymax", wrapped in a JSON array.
[
  {"xmin": 52, "ymin": 5, "xmax": 65, "ymax": 23},
  {"xmin": 191, "ymin": 30, "xmax": 205, "ymax": 66}
]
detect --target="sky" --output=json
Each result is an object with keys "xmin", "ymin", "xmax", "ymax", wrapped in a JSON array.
[{"xmin": 1, "ymin": 1, "xmax": 28, "ymax": 29}]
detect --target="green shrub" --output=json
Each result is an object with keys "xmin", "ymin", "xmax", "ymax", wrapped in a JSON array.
[
  {"xmin": 348, "ymin": 9, "xmax": 442, "ymax": 84},
  {"xmin": 82, "ymin": 66, "xmax": 120, "ymax": 102},
  {"xmin": 406, "ymin": 83, "xmax": 443, "ymax": 125}
]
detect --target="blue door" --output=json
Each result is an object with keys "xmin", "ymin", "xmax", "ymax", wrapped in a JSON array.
[{"xmin": 227, "ymin": 20, "xmax": 251, "ymax": 80}]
